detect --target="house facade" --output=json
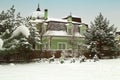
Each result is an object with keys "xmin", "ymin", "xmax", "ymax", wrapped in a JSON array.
[{"xmin": 30, "ymin": 5, "xmax": 88, "ymax": 52}]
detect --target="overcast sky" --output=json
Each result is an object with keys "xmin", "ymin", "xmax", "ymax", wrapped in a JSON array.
[{"xmin": 0, "ymin": 0, "xmax": 120, "ymax": 30}]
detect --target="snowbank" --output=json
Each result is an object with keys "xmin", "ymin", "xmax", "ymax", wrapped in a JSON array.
[
  {"xmin": 0, "ymin": 59, "xmax": 120, "ymax": 80},
  {"xmin": 12, "ymin": 25, "xmax": 30, "ymax": 38}
]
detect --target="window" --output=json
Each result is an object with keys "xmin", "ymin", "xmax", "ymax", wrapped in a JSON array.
[{"xmin": 58, "ymin": 42, "xmax": 66, "ymax": 50}]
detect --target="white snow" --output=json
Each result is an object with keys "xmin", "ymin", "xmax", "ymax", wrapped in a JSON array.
[
  {"xmin": 44, "ymin": 30, "xmax": 68, "ymax": 37},
  {"xmin": 12, "ymin": 25, "xmax": 30, "ymax": 38},
  {"xmin": 63, "ymin": 15, "xmax": 81, "ymax": 18},
  {"xmin": 44, "ymin": 23, "xmax": 48, "ymax": 26},
  {"xmin": 75, "ymin": 32, "xmax": 85, "ymax": 37},
  {"xmin": 65, "ymin": 23, "xmax": 69, "ymax": 26},
  {"xmin": 29, "ymin": 19, "xmax": 44, "ymax": 23},
  {"xmin": 0, "ymin": 20, "xmax": 7, "ymax": 25},
  {"xmin": 46, "ymin": 18, "xmax": 81, "ymax": 24},
  {"xmin": 6, "ymin": 29, "xmax": 10, "ymax": 34},
  {"xmin": 44, "ymin": 31, "xmax": 85, "ymax": 37},
  {"xmin": 30, "ymin": 17, "xmax": 81, "ymax": 24},
  {"xmin": 31, "ymin": 11, "xmax": 44, "ymax": 19},
  {"xmin": 46, "ymin": 18, "xmax": 68, "ymax": 23},
  {"xmin": 0, "ymin": 59, "xmax": 120, "ymax": 80},
  {"xmin": 0, "ymin": 38, "xmax": 3, "ymax": 49}
]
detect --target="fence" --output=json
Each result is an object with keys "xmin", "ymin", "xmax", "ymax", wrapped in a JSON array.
[
  {"xmin": 0, "ymin": 50, "xmax": 62, "ymax": 63},
  {"xmin": 0, "ymin": 50, "xmax": 120, "ymax": 63}
]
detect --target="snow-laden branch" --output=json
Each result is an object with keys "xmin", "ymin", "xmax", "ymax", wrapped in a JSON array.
[{"xmin": 12, "ymin": 25, "xmax": 30, "ymax": 38}]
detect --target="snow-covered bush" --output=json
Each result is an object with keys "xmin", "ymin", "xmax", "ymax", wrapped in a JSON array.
[{"xmin": 12, "ymin": 25, "xmax": 30, "ymax": 38}]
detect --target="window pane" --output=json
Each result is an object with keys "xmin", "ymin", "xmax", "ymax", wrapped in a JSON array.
[{"xmin": 58, "ymin": 43, "xmax": 66, "ymax": 49}]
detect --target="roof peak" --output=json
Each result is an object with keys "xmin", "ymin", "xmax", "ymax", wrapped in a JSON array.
[
  {"xmin": 36, "ymin": 4, "xmax": 41, "ymax": 11},
  {"xmin": 70, "ymin": 12, "xmax": 72, "ymax": 17}
]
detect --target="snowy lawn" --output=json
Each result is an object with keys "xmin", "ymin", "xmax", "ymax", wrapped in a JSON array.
[{"xmin": 0, "ymin": 59, "xmax": 120, "ymax": 80}]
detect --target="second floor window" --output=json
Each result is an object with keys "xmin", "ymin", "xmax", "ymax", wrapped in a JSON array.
[
  {"xmin": 58, "ymin": 43, "xmax": 66, "ymax": 50},
  {"xmin": 68, "ymin": 28, "xmax": 73, "ymax": 35}
]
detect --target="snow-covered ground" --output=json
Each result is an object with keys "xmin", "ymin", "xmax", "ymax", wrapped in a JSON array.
[{"xmin": 0, "ymin": 59, "xmax": 120, "ymax": 80}]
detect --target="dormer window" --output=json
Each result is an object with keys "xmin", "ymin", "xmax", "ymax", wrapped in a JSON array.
[{"xmin": 66, "ymin": 23, "xmax": 73, "ymax": 35}]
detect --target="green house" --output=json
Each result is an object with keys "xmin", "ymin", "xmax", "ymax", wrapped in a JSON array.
[{"xmin": 30, "ymin": 5, "xmax": 88, "ymax": 52}]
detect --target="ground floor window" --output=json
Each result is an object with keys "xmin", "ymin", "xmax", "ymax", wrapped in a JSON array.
[{"xmin": 58, "ymin": 42, "xmax": 67, "ymax": 50}]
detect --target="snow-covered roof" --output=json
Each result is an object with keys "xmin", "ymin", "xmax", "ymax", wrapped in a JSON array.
[
  {"xmin": 44, "ymin": 30, "xmax": 84, "ymax": 37},
  {"xmin": 44, "ymin": 30, "xmax": 68, "ymax": 37},
  {"xmin": 75, "ymin": 32, "xmax": 85, "ymax": 37},
  {"xmin": 29, "ymin": 19, "xmax": 44, "ymax": 23},
  {"xmin": 12, "ymin": 25, "xmax": 30, "ymax": 38},
  {"xmin": 29, "ymin": 17, "xmax": 81, "ymax": 25},
  {"xmin": 31, "ymin": 11, "xmax": 44, "ymax": 19},
  {"xmin": 63, "ymin": 15, "xmax": 81, "ymax": 18},
  {"xmin": 46, "ymin": 18, "xmax": 81, "ymax": 24},
  {"xmin": 46, "ymin": 18, "xmax": 68, "ymax": 23}
]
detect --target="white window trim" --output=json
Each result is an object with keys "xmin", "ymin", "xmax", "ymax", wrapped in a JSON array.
[{"xmin": 57, "ymin": 42, "xmax": 67, "ymax": 50}]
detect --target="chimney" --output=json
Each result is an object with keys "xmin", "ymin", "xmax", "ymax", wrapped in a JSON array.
[{"xmin": 44, "ymin": 9, "xmax": 48, "ymax": 20}]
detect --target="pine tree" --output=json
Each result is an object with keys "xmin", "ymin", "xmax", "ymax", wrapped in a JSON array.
[
  {"xmin": 24, "ymin": 17, "xmax": 41, "ymax": 49},
  {"xmin": 85, "ymin": 13, "xmax": 117, "ymax": 58},
  {"xmin": 0, "ymin": 6, "xmax": 41, "ymax": 62},
  {"xmin": 0, "ymin": 5, "xmax": 15, "ymax": 38}
]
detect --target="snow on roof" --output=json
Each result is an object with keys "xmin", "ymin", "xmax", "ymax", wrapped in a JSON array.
[
  {"xmin": 29, "ymin": 16, "xmax": 82, "ymax": 25},
  {"xmin": 46, "ymin": 18, "xmax": 67, "ymax": 23},
  {"xmin": 31, "ymin": 11, "xmax": 44, "ymax": 19},
  {"xmin": 72, "ymin": 15, "xmax": 81, "ymax": 18},
  {"xmin": 63, "ymin": 15, "xmax": 81, "ymax": 19},
  {"xmin": 44, "ymin": 30, "xmax": 84, "ymax": 37},
  {"xmin": 46, "ymin": 18, "xmax": 81, "ymax": 24},
  {"xmin": 12, "ymin": 25, "xmax": 30, "ymax": 38},
  {"xmin": 29, "ymin": 18, "xmax": 67, "ymax": 24},
  {"xmin": 29, "ymin": 19, "xmax": 44, "ymax": 23},
  {"xmin": 75, "ymin": 32, "xmax": 85, "ymax": 37},
  {"xmin": 0, "ymin": 38, "xmax": 3, "ymax": 50},
  {"xmin": 44, "ymin": 30, "xmax": 68, "ymax": 37}
]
